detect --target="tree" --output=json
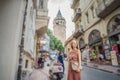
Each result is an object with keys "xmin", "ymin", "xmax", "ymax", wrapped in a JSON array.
[{"xmin": 47, "ymin": 29, "xmax": 65, "ymax": 52}]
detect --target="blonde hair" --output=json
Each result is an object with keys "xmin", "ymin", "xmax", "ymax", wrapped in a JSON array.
[{"xmin": 70, "ymin": 39, "xmax": 79, "ymax": 50}]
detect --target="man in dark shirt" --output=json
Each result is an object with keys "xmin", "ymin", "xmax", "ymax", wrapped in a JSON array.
[{"xmin": 58, "ymin": 52, "xmax": 65, "ymax": 72}]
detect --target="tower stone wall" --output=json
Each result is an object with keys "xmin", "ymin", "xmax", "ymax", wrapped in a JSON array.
[{"xmin": 53, "ymin": 10, "xmax": 66, "ymax": 45}]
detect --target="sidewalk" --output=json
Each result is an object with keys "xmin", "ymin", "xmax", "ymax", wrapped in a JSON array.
[{"xmin": 83, "ymin": 62, "xmax": 120, "ymax": 75}]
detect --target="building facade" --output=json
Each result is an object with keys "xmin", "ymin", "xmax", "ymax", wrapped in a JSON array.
[
  {"xmin": 53, "ymin": 10, "xmax": 66, "ymax": 45},
  {"xmin": 22, "ymin": 0, "xmax": 36, "ymax": 80},
  {"xmin": 0, "ymin": 0, "xmax": 37, "ymax": 80},
  {"xmin": 71, "ymin": 0, "xmax": 120, "ymax": 65},
  {"xmin": 0, "ymin": 0, "xmax": 49, "ymax": 80},
  {"xmin": 35, "ymin": 0, "xmax": 49, "ymax": 62},
  {"xmin": 40, "ymin": 34, "xmax": 50, "ymax": 53}
]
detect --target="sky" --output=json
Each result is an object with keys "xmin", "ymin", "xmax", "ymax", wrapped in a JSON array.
[{"xmin": 48, "ymin": 0, "xmax": 75, "ymax": 39}]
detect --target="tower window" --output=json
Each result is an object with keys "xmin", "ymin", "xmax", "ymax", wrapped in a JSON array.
[
  {"xmin": 39, "ymin": 0, "xmax": 44, "ymax": 9},
  {"xmin": 61, "ymin": 21, "xmax": 62, "ymax": 24}
]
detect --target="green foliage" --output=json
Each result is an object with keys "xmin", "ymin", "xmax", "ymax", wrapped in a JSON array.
[{"xmin": 47, "ymin": 29, "xmax": 65, "ymax": 52}]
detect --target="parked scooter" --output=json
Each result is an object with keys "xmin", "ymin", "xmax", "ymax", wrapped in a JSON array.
[{"xmin": 49, "ymin": 62, "xmax": 64, "ymax": 80}]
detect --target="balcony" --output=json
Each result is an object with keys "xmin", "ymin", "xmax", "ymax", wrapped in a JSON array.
[
  {"xmin": 96, "ymin": 0, "xmax": 120, "ymax": 18},
  {"xmin": 73, "ymin": 8, "xmax": 81, "ymax": 22},
  {"xmin": 73, "ymin": 27, "xmax": 84, "ymax": 38},
  {"xmin": 71, "ymin": 0, "xmax": 80, "ymax": 9}
]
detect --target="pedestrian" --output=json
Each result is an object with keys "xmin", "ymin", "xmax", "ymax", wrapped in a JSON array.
[
  {"xmin": 81, "ymin": 48, "xmax": 86, "ymax": 61},
  {"xmin": 67, "ymin": 39, "xmax": 82, "ymax": 80},
  {"xmin": 84, "ymin": 44, "xmax": 90, "ymax": 62},
  {"xmin": 58, "ymin": 51, "xmax": 65, "ymax": 72},
  {"xmin": 38, "ymin": 55, "xmax": 45, "ymax": 68},
  {"xmin": 99, "ymin": 54, "xmax": 104, "ymax": 61}
]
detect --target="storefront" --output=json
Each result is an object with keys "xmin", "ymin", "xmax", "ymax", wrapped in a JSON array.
[
  {"xmin": 107, "ymin": 14, "xmax": 120, "ymax": 65},
  {"xmin": 88, "ymin": 29, "xmax": 103, "ymax": 62}
]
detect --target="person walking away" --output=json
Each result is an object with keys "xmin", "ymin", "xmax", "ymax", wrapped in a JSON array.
[
  {"xmin": 85, "ymin": 45, "xmax": 90, "ymax": 63},
  {"xmin": 58, "ymin": 52, "xmax": 65, "ymax": 72},
  {"xmin": 67, "ymin": 39, "xmax": 82, "ymax": 80},
  {"xmin": 38, "ymin": 55, "xmax": 45, "ymax": 68}
]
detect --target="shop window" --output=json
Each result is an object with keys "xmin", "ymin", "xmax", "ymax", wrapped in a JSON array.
[
  {"xmin": 89, "ymin": 29, "xmax": 101, "ymax": 44},
  {"xmin": 25, "ymin": 60, "xmax": 28, "ymax": 68},
  {"xmin": 107, "ymin": 14, "xmax": 120, "ymax": 34}
]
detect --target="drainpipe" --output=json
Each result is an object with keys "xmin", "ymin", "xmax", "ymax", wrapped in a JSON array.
[{"xmin": 17, "ymin": 0, "xmax": 28, "ymax": 80}]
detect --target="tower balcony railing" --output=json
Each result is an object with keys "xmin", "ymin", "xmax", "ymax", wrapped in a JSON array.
[
  {"xmin": 72, "ymin": 8, "xmax": 81, "ymax": 22},
  {"xmin": 96, "ymin": 0, "xmax": 120, "ymax": 18}
]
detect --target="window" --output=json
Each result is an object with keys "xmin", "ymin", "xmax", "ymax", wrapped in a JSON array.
[
  {"xmin": 60, "ymin": 21, "xmax": 62, "ymax": 24},
  {"xmin": 107, "ymin": 14, "xmax": 120, "ymax": 34},
  {"xmin": 89, "ymin": 30, "xmax": 101, "ymax": 44},
  {"xmin": 39, "ymin": 0, "xmax": 44, "ymax": 9},
  {"xmin": 63, "ymin": 22, "xmax": 64, "ymax": 25},
  {"xmin": 56, "ymin": 21, "xmax": 59, "ymax": 25},
  {"xmin": 91, "ymin": 6, "xmax": 95, "ymax": 18},
  {"xmin": 31, "ymin": 62, "xmax": 33, "ymax": 68},
  {"xmin": 25, "ymin": 60, "xmax": 28, "ymax": 68},
  {"xmin": 86, "ymin": 12, "xmax": 89, "ymax": 24}
]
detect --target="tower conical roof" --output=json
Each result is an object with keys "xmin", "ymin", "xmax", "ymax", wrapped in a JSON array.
[{"xmin": 57, "ymin": 10, "xmax": 62, "ymax": 17}]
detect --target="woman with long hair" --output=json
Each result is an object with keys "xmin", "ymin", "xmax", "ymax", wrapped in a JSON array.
[{"xmin": 67, "ymin": 39, "xmax": 82, "ymax": 80}]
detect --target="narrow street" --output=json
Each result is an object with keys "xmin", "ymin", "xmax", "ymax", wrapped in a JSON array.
[
  {"xmin": 82, "ymin": 66, "xmax": 120, "ymax": 80},
  {"xmin": 63, "ymin": 61, "xmax": 120, "ymax": 80},
  {"xmin": 1, "ymin": 0, "xmax": 120, "ymax": 80}
]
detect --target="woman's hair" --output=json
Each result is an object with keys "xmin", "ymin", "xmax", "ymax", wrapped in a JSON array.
[{"xmin": 71, "ymin": 39, "xmax": 79, "ymax": 49}]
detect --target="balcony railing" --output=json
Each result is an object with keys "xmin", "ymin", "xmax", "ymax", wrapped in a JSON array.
[
  {"xmin": 96, "ymin": 0, "xmax": 120, "ymax": 18},
  {"xmin": 73, "ymin": 8, "xmax": 81, "ymax": 22},
  {"xmin": 73, "ymin": 27, "xmax": 84, "ymax": 38}
]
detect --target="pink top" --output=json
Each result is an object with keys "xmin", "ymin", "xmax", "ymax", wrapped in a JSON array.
[{"xmin": 69, "ymin": 50, "xmax": 79, "ymax": 61}]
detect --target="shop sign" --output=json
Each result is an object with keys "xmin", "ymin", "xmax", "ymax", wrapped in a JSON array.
[
  {"xmin": 110, "ymin": 51, "xmax": 118, "ymax": 66},
  {"xmin": 105, "ymin": 50, "xmax": 111, "ymax": 60}
]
